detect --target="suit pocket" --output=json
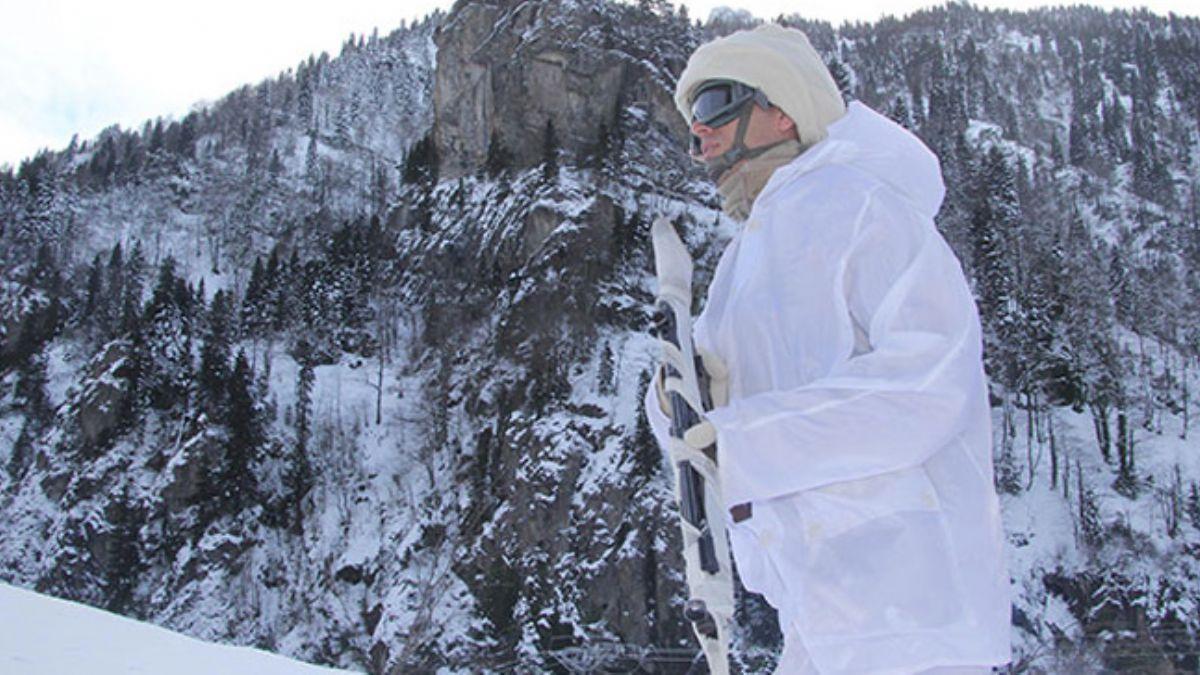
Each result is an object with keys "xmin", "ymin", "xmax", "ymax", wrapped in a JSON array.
[{"xmin": 779, "ymin": 465, "xmax": 967, "ymax": 641}]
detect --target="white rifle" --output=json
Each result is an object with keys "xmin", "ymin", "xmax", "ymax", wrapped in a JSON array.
[{"xmin": 650, "ymin": 217, "xmax": 734, "ymax": 675}]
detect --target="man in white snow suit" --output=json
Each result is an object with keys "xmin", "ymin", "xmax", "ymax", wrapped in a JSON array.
[{"xmin": 644, "ymin": 25, "xmax": 1012, "ymax": 674}]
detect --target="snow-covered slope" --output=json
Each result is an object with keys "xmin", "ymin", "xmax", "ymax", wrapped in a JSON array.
[{"xmin": 0, "ymin": 583, "xmax": 358, "ymax": 675}]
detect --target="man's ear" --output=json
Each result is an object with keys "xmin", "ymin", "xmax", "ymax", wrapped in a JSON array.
[{"xmin": 774, "ymin": 108, "xmax": 797, "ymax": 134}]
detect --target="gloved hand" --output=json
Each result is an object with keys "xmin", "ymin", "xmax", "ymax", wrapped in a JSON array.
[
  {"xmin": 654, "ymin": 350, "xmax": 729, "ymax": 451},
  {"xmin": 654, "ymin": 349, "xmax": 728, "ymax": 412}
]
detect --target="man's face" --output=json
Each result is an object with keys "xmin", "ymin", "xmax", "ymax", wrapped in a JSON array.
[{"xmin": 691, "ymin": 104, "xmax": 798, "ymax": 170}]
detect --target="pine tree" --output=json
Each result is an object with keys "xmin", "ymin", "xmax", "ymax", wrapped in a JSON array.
[
  {"xmin": 630, "ymin": 370, "xmax": 660, "ymax": 479},
  {"xmin": 223, "ymin": 350, "xmax": 262, "ymax": 512},
  {"xmin": 287, "ymin": 345, "xmax": 316, "ymax": 534},
  {"xmin": 1055, "ymin": 207, "xmax": 1124, "ymax": 461},
  {"xmin": 1131, "ymin": 98, "xmax": 1162, "ymax": 194},
  {"xmin": 610, "ymin": 206, "xmax": 643, "ymax": 265},
  {"xmin": 589, "ymin": 122, "xmax": 612, "ymax": 172},
  {"xmin": 921, "ymin": 48, "xmax": 967, "ymax": 152},
  {"xmin": 1187, "ymin": 482, "xmax": 1200, "ymax": 530},
  {"xmin": 82, "ymin": 253, "xmax": 104, "ymax": 342},
  {"xmin": 1101, "ymin": 91, "xmax": 1130, "ymax": 162},
  {"xmin": 1068, "ymin": 97, "xmax": 1098, "ymax": 168},
  {"xmin": 305, "ymin": 128, "xmax": 321, "ymax": 190},
  {"xmin": 273, "ymin": 249, "xmax": 301, "ymax": 333},
  {"xmin": 6, "ymin": 421, "xmax": 36, "ymax": 482},
  {"xmin": 241, "ymin": 257, "xmax": 268, "ymax": 338},
  {"xmin": 8, "ymin": 350, "xmax": 52, "ymax": 480},
  {"xmin": 639, "ymin": 526, "xmax": 661, "ymax": 648},
  {"xmin": 597, "ymin": 342, "xmax": 616, "ymax": 395},
  {"xmin": 120, "ymin": 242, "xmax": 147, "ymax": 337},
  {"xmin": 370, "ymin": 161, "xmax": 390, "ymax": 215},
  {"xmin": 176, "ymin": 113, "xmax": 197, "ymax": 157},
  {"xmin": 103, "ymin": 243, "xmax": 126, "ymax": 337},
  {"xmin": 268, "ymin": 149, "xmax": 284, "ymax": 178},
  {"xmin": 402, "ymin": 132, "xmax": 438, "ymax": 186},
  {"xmin": 148, "ymin": 119, "xmax": 164, "ymax": 155},
  {"xmin": 485, "ymin": 136, "xmax": 513, "ymax": 177},
  {"xmin": 12, "ymin": 243, "xmax": 66, "ymax": 362},
  {"xmin": 971, "ymin": 146, "xmax": 1020, "ymax": 388},
  {"xmin": 198, "ymin": 290, "xmax": 233, "ymax": 416},
  {"xmin": 827, "ymin": 57, "xmax": 853, "ymax": 102},
  {"xmin": 1108, "ymin": 244, "xmax": 1138, "ymax": 328},
  {"xmin": 297, "ymin": 66, "xmax": 315, "ymax": 127},
  {"xmin": 888, "ymin": 95, "xmax": 913, "ymax": 130},
  {"xmin": 1077, "ymin": 459, "xmax": 1103, "ymax": 547},
  {"xmin": 103, "ymin": 486, "xmax": 144, "ymax": 614},
  {"xmin": 994, "ymin": 440, "xmax": 1023, "ymax": 495},
  {"xmin": 141, "ymin": 257, "xmax": 192, "ymax": 411},
  {"xmin": 335, "ymin": 102, "xmax": 352, "ymax": 145},
  {"xmin": 1113, "ymin": 408, "xmax": 1139, "ymax": 498}
]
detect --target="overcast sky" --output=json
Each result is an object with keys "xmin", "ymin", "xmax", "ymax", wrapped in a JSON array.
[{"xmin": 1, "ymin": 0, "xmax": 1195, "ymax": 169}]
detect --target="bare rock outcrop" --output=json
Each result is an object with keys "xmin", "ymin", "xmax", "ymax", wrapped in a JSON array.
[
  {"xmin": 433, "ymin": 0, "xmax": 687, "ymax": 181},
  {"xmin": 73, "ymin": 340, "xmax": 134, "ymax": 448}
]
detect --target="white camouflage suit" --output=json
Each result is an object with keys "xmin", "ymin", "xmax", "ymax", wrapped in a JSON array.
[{"xmin": 645, "ymin": 26, "xmax": 1012, "ymax": 675}]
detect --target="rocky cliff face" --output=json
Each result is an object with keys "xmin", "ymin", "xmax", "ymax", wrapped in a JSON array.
[{"xmin": 433, "ymin": 0, "xmax": 688, "ymax": 181}]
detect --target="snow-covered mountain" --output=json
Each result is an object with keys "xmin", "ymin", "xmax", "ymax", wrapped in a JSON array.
[{"xmin": 1, "ymin": 1, "xmax": 1199, "ymax": 672}]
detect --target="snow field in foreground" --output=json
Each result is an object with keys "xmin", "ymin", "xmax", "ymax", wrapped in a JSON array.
[{"xmin": 0, "ymin": 583, "xmax": 360, "ymax": 675}]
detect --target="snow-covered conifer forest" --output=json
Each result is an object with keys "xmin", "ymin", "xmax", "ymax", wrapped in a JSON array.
[{"xmin": 2, "ymin": 1, "xmax": 1200, "ymax": 672}]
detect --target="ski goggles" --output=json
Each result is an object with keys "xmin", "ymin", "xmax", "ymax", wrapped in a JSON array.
[{"xmin": 688, "ymin": 79, "xmax": 770, "ymax": 130}]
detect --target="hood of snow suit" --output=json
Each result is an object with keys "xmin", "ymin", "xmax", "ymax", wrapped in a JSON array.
[{"xmin": 758, "ymin": 101, "xmax": 946, "ymax": 221}]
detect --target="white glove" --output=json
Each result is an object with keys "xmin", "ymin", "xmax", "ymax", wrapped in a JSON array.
[
  {"xmin": 655, "ymin": 350, "xmax": 728, "ymax": 451},
  {"xmin": 654, "ymin": 350, "xmax": 728, "ymax": 412}
]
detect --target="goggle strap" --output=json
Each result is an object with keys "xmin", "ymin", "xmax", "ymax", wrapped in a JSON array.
[
  {"xmin": 690, "ymin": 90, "xmax": 789, "ymax": 182},
  {"xmin": 700, "ymin": 103, "xmax": 755, "ymax": 180}
]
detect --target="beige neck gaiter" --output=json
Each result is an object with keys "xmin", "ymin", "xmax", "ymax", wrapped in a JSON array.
[{"xmin": 715, "ymin": 140, "xmax": 804, "ymax": 222}]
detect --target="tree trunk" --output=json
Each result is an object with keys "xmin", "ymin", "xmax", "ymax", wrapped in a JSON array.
[
  {"xmin": 1182, "ymin": 358, "xmax": 1190, "ymax": 441},
  {"xmin": 1002, "ymin": 394, "xmax": 1015, "ymax": 460},
  {"xmin": 1049, "ymin": 412, "xmax": 1058, "ymax": 492},
  {"xmin": 1128, "ymin": 414, "xmax": 1136, "ymax": 473},
  {"xmin": 1138, "ymin": 334, "xmax": 1153, "ymax": 431},
  {"xmin": 1091, "ymin": 403, "xmax": 1111, "ymax": 463},
  {"xmin": 1026, "ymin": 391, "xmax": 1036, "ymax": 489},
  {"xmin": 1062, "ymin": 451, "xmax": 1070, "ymax": 500},
  {"xmin": 1117, "ymin": 410, "xmax": 1129, "ymax": 475},
  {"xmin": 1169, "ymin": 464, "xmax": 1182, "ymax": 538},
  {"xmin": 376, "ymin": 355, "xmax": 384, "ymax": 426}
]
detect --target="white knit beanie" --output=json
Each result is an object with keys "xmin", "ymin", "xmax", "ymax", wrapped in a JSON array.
[{"xmin": 674, "ymin": 24, "xmax": 847, "ymax": 147}]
